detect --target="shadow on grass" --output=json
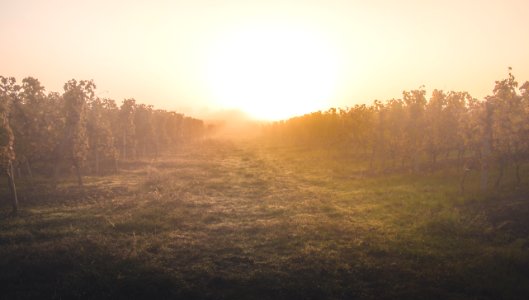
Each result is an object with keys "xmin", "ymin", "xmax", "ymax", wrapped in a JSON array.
[{"xmin": 0, "ymin": 243, "xmax": 193, "ymax": 299}]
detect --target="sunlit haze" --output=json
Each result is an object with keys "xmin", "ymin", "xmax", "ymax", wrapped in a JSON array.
[
  {"xmin": 205, "ymin": 23, "xmax": 339, "ymax": 120},
  {"xmin": 1, "ymin": 0, "xmax": 529, "ymax": 120}
]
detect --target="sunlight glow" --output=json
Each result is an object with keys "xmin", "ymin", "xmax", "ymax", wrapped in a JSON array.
[{"xmin": 205, "ymin": 23, "xmax": 339, "ymax": 120}]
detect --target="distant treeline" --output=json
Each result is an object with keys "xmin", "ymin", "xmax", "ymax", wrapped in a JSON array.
[
  {"xmin": 263, "ymin": 70, "xmax": 529, "ymax": 191},
  {"xmin": 1, "ymin": 76, "xmax": 205, "ymax": 213}
]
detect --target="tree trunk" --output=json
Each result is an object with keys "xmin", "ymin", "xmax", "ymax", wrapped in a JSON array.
[
  {"xmin": 73, "ymin": 160, "xmax": 83, "ymax": 187},
  {"xmin": 122, "ymin": 131, "xmax": 127, "ymax": 160},
  {"xmin": 480, "ymin": 155, "xmax": 489, "ymax": 191},
  {"xmin": 52, "ymin": 162, "xmax": 59, "ymax": 188},
  {"xmin": 25, "ymin": 159, "xmax": 33, "ymax": 179},
  {"xmin": 368, "ymin": 144, "xmax": 376, "ymax": 172},
  {"xmin": 430, "ymin": 150, "xmax": 438, "ymax": 170},
  {"xmin": 16, "ymin": 165, "xmax": 21, "ymax": 179},
  {"xmin": 391, "ymin": 151, "xmax": 397, "ymax": 169},
  {"xmin": 515, "ymin": 161, "xmax": 521, "ymax": 187},
  {"xmin": 113, "ymin": 156, "xmax": 119, "ymax": 173},
  {"xmin": 457, "ymin": 148, "xmax": 465, "ymax": 165},
  {"xmin": 494, "ymin": 160, "xmax": 505, "ymax": 189},
  {"xmin": 413, "ymin": 152, "xmax": 420, "ymax": 173},
  {"xmin": 154, "ymin": 141, "xmax": 159, "ymax": 159},
  {"xmin": 480, "ymin": 103, "xmax": 493, "ymax": 192},
  {"xmin": 460, "ymin": 169, "xmax": 469, "ymax": 194},
  {"xmin": 6, "ymin": 161, "xmax": 18, "ymax": 215},
  {"xmin": 95, "ymin": 150, "xmax": 100, "ymax": 175}
]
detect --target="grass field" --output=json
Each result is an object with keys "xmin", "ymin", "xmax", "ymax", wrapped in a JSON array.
[{"xmin": 1, "ymin": 139, "xmax": 529, "ymax": 299}]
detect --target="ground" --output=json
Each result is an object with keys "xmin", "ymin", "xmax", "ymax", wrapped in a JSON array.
[{"xmin": 1, "ymin": 139, "xmax": 528, "ymax": 299}]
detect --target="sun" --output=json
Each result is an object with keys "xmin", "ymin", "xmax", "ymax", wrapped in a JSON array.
[{"xmin": 205, "ymin": 23, "xmax": 339, "ymax": 121}]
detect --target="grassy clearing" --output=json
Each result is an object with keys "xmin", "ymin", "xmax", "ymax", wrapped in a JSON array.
[{"xmin": 1, "ymin": 140, "xmax": 529, "ymax": 299}]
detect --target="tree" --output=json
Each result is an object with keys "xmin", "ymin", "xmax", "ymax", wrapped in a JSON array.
[
  {"xmin": 11, "ymin": 77, "xmax": 48, "ymax": 178},
  {"xmin": 444, "ymin": 91, "xmax": 471, "ymax": 162},
  {"xmin": 345, "ymin": 104, "xmax": 375, "ymax": 158},
  {"xmin": 424, "ymin": 90, "xmax": 446, "ymax": 168},
  {"xmin": 86, "ymin": 97, "xmax": 118, "ymax": 174},
  {"xmin": 487, "ymin": 69, "xmax": 526, "ymax": 187},
  {"xmin": 402, "ymin": 89, "xmax": 427, "ymax": 172},
  {"xmin": 0, "ymin": 76, "xmax": 19, "ymax": 214},
  {"xmin": 134, "ymin": 104, "xmax": 155, "ymax": 158},
  {"xmin": 385, "ymin": 98, "xmax": 407, "ymax": 169},
  {"xmin": 152, "ymin": 110, "xmax": 171, "ymax": 156},
  {"xmin": 119, "ymin": 99, "xmax": 136, "ymax": 160},
  {"xmin": 59, "ymin": 79, "xmax": 94, "ymax": 187}
]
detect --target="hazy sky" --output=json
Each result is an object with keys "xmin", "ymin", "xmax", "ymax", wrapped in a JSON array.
[{"xmin": 1, "ymin": 0, "xmax": 528, "ymax": 119}]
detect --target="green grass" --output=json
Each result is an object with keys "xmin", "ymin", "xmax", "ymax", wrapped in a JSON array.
[{"xmin": 1, "ymin": 140, "xmax": 529, "ymax": 299}]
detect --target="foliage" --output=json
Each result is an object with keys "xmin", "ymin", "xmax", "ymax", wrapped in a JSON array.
[
  {"xmin": 0, "ymin": 76, "xmax": 206, "ymax": 189},
  {"xmin": 264, "ymin": 70, "xmax": 529, "ymax": 191}
]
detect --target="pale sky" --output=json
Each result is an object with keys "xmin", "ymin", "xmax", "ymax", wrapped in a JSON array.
[{"xmin": 1, "ymin": 0, "xmax": 528, "ymax": 120}]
